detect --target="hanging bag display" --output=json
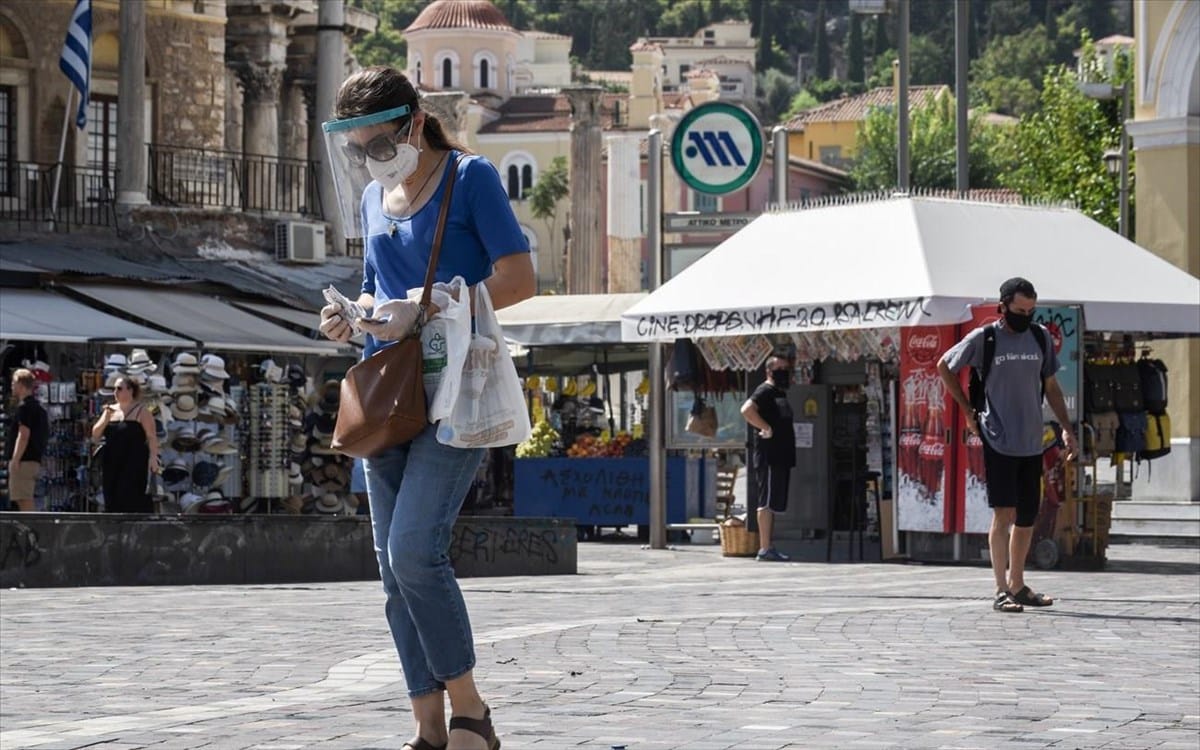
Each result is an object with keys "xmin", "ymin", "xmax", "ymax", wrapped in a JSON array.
[
  {"xmin": 1136, "ymin": 357, "xmax": 1169, "ymax": 415},
  {"xmin": 436, "ymin": 281, "xmax": 532, "ymax": 449},
  {"xmin": 332, "ymin": 156, "xmax": 462, "ymax": 459}
]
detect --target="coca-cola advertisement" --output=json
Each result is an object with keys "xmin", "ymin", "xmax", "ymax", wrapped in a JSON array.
[{"xmin": 897, "ymin": 326, "xmax": 958, "ymax": 533}]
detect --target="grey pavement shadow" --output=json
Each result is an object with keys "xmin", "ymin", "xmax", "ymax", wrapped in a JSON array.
[
  {"xmin": 1099, "ymin": 560, "xmax": 1200, "ymax": 576},
  {"xmin": 1029, "ymin": 609, "xmax": 1199, "ymax": 625}
]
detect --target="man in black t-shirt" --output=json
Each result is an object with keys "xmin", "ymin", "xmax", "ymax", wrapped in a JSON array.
[
  {"xmin": 741, "ymin": 355, "xmax": 796, "ymax": 562},
  {"xmin": 7, "ymin": 368, "xmax": 49, "ymax": 511}
]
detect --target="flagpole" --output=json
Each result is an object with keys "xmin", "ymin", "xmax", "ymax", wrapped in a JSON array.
[{"xmin": 49, "ymin": 83, "xmax": 76, "ymax": 228}]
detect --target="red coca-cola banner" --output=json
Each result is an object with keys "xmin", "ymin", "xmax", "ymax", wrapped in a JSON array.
[
  {"xmin": 897, "ymin": 326, "xmax": 959, "ymax": 533},
  {"xmin": 956, "ymin": 306, "xmax": 1002, "ymax": 534}
]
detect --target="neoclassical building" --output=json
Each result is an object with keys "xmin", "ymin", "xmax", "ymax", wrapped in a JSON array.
[{"xmin": 1129, "ymin": 0, "xmax": 1199, "ymax": 503}]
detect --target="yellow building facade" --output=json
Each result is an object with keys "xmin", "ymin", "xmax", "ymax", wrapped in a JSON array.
[{"xmin": 1128, "ymin": 0, "xmax": 1199, "ymax": 501}]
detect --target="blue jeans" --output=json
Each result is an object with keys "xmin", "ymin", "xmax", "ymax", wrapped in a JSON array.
[{"xmin": 364, "ymin": 424, "xmax": 485, "ymax": 697}]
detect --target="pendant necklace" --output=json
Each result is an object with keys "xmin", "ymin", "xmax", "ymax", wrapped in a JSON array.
[{"xmin": 388, "ymin": 152, "xmax": 448, "ymax": 237}]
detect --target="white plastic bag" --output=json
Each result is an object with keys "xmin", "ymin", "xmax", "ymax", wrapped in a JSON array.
[
  {"xmin": 413, "ymin": 276, "xmax": 471, "ymax": 424},
  {"xmin": 436, "ymin": 282, "xmax": 531, "ymax": 449}
]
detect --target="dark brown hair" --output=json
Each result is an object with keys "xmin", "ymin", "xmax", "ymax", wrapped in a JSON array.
[
  {"xmin": 115, "ymin": 377, "xmax": 141, "ymax": 399},
  {"xmin": 334, "ymin": 66, "xmax": 470, "ymax": 153}
]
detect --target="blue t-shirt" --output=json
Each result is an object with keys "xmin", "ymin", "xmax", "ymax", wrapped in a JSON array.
[{"xmin": 359, "ymin": 151, "xmax": 529, "ymax": 358}]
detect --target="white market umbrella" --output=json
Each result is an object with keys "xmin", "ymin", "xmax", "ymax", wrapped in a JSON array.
[{"xmin": 621, "ymin": 196, "xmax": 1200, "ymax": 341}]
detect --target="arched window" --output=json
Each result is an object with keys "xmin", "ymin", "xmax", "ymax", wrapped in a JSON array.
[
  {"xmin": 500, "ymin": 151, "xmax": 538, "ymax": 201},
  {"xmin": 480, "ymin": 59, "xmax": 490, "ymax": 89},
  {"xmin": 506, "ymin": 165, "xmax": 520, "ymax": 200},
  {"xmin": 414, "ymin": 60, "xmax": 422, "ymax": 86},
  {"xmin": 442, "ymin": 58, "xmax": 452, "ymax": 88}
]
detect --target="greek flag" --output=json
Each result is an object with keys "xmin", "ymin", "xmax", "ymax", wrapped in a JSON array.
[{"xmin": 58, "ymin": 0, "xmax": 92, "ymax": 130}]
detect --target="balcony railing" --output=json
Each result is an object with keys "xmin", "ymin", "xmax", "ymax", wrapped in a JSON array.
[
  {"xmin": 148, "ymin": 145, "xmax": 323, "ymax": 217},
  {"xmin": 1, "ymin": 147, "xmax": 324, "ymax": 230}
]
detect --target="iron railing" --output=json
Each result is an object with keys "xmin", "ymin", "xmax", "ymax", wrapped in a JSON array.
[
  {"xmin": 0, "ymin": 147, "xmax": 324, "ymax": 230},
  {"xmin": 148, "ymin": 145, "xmax": 323, "ymax": 217}
]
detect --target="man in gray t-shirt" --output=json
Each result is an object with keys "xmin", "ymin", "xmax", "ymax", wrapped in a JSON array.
[{"xmin": 938, "ymin": 277, "xmax": 1078, "ymax": 614}]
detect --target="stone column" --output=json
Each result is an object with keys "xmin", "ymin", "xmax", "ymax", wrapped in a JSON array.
[
  {"xmin": 421, "ymin": 90, "xmax": 470, "ymax": 146},
  {"xmin": 237, "ymin": 62, "xmax": 283, "ymax": 158},
  {"xmin": 315, "ymin": 0, "xmax": 346, "ymax": 248},
  {"xmin": 564, "ymin": 86, "xmax": 604, "ymax": 294},
  {"xmin": 606, "ymin": 135, "xmax": 642, "ymax": 292},
  {"xmin": 116, "ymin": 0, "xmax": 147, "ymax": 206}
]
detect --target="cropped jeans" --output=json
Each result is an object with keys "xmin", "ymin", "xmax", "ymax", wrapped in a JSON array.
[{"xmin": 364, "ymin": 423, "xmax": 485, "ymax": 697}]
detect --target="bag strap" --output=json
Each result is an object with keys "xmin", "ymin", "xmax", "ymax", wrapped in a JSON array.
[
  {"xmin": 980, "ymin": 325, "xmax": 996, "ymax": 384},
  {"xmin": 419, "ymin": 153, "xmax": 463, "ymax": 312}
]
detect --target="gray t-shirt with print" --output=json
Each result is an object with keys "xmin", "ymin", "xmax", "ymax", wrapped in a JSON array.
[{"xmin": 942, "ymin": 321, "xmax": 1058, "ymax": 457}]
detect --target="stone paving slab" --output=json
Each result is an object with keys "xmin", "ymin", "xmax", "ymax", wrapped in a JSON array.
[{"xmin": 1, "ymin": 541, "xmax": 1197, "ymax": 749}]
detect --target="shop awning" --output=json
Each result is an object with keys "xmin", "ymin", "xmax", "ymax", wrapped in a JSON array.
[
  {"xmin": 0, "ymin": 288, "xmax": 194, "ymax": 347},
  {"xmin": 65, "ymin": 285, "xmax": 346, "ymax": 355},
  {"xmin": 231, "ymin": 299, "xmax": 364, "ymax": 349},
  {"xmin": 498, "ymin": 292, "xmax": 648, "ymax": 345},
  {"xmin": 621, "ymin": 197, "xmax": 1200, "ymax": 341}
]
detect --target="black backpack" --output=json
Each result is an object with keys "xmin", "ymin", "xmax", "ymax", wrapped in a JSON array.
[
  {"xmin": 1137, "ymin": 357, "xmax": 1169, "ymax": 415},
  {"xmin": 969, "ymin": 324, "xmax": 1049, "ymax": 413}
]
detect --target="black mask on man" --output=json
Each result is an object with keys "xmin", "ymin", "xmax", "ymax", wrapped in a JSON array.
[
  {"xmin": 770, "ymin": 368, "xmax": 791, "ymax": 389},
  {"xmin": 1004, "ymin": 308, "xmax": 1033, "ymax": 333}
]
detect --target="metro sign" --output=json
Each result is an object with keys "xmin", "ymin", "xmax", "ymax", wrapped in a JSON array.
[{"xmin": 670, "ymin": 102, "xmax": 764, "ymax": 195}]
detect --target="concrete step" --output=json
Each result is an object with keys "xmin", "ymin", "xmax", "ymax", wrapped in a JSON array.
[{"xmin": 1111, "ymin": 501, "xmax": 1200, "ymax": 522}]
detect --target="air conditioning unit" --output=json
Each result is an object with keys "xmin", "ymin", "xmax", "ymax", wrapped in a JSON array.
[{"xmin": 275, "ymin": 221, "xmax": 327, "ymax": 264}]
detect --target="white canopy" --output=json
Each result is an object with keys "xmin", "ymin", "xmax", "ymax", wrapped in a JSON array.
[
  {"xmin": 621, "ymin": 197, "xmax": 1200, "ymax": 341},
  {"xmin": 498, "ymin": 292, "xmax": 647, "ymax": 346}
]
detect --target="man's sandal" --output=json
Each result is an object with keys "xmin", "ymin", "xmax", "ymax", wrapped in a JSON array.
[
  {"xmin": 1012, "ymin": 585, "xmax": 1054, "ymax": 607},
  {"xmin": 403, "ymin": 739, "xmax": 446, "ymax": 750},
  {"xmin": 993, "ymin": 591, "xmax": 1024, "ymax": 613},
  {"xmin": 448, "ymin": 707, "xmax": 500, "ymax": 750}
]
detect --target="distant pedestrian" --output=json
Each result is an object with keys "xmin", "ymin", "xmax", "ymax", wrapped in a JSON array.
[
  {"xmin": 6, "ymin": 368, "xmax": 48, "ymax": 511},
  {"xmin": 741, "ymin": 355, "xmax": 795, "ymax": 562},
  {"xmin": 90, "ymin": 376, "xmax": 160, "ymax": 513},
  {"xmin": 937, "ymin": 277, "xmax": 1078, "ymax": 613}
]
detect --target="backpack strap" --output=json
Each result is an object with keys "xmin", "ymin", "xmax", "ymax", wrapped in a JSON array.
[{"xmin": 980, "ymin": 325, "xmax": 996, "ymax": 385}]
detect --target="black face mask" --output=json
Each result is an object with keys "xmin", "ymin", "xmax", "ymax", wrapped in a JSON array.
[
  {"xmin": 1004, "ymin": 308, "xmax": 1033, "ymax": 333},
  {"xmin": 770, "ymin": 368, "xmax": 791, "ymax": 389}
]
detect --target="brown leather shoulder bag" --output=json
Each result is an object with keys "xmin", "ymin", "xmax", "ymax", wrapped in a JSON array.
[{"xmin": 332, "ymin": 155, "xmax": 461, "ymax": 459}]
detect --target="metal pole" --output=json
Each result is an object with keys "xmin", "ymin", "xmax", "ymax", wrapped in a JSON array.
[
  {"xmin": 772, "ymin": 125, "xmax": 788, "ymax": 206},
  {"xmin": 954, "ymin": 0, "xmax": 969, "ymax": 196},
  {"xmin": 1118, "ymin": 83, "xmax": 1130, "ymax": 239},
  {"xmin": 116, "ymin": 0, "xmax": 147, "ymax": 206},
  {"xmin": 897, "ymin": 0, "xmax": 910, "ymax": 192},
  {"xmin": 647, "ymin": 129, "xmax": 667, "ymax": 550},
  {"xmin": 49, "ymin": 86, "xmax": 75, "ymax": 226}
]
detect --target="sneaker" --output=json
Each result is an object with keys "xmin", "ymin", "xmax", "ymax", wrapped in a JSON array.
[{"xmin": 755, "ymin": 548, "xmax": 789, "ymax": 562}]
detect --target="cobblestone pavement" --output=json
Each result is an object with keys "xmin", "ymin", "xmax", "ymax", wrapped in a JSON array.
[{"xmin": 2, "ymin": 541, "xmax": 1197, "ymax": 750}]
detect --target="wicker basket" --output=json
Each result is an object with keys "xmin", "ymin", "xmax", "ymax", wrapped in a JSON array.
[{"xmin": 720, "ymin": 522, "xmax": 759, "ymax": 557}]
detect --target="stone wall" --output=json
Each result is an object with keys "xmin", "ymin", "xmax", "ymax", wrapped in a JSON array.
[{"xmin": 0, "ymin": 513, "xmax": 578, "ymax": 587}]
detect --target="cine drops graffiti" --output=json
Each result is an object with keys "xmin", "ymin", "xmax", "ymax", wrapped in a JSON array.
[{"xmin": 633, "ymin": 297, "xmax": 933, "ymax": 338}]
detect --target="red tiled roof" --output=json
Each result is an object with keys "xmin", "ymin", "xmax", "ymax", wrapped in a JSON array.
[
  {"xmin": 782, "ymin": 85, "xmax": 948, "ymax": 129},
  {"xmin": 477, "ymin": 93, "xmax": 629, "ymax": 134},
  {"xmin": 406, "ymin": 0, "xmax": 514, "ymax": 33}
]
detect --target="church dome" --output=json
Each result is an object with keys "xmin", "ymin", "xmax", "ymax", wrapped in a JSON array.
[{"xmin": 405, "ymin": 0, "xmax": 515, "ymax": 33}]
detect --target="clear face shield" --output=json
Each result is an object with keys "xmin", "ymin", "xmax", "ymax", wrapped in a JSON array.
[{"xmin": 321, "ymin": 104, "xmax": 418, "ymax": 239}]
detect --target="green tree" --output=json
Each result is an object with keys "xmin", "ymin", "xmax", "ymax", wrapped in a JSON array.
[
  {"xmin": 850, "ymin": 94, "xmax": 1008, "ymax": 191},
  {"xmin": 970, "ymin": 25, "xmax": 1056, "ymax": 116},
  {"xmin": 867, "ymin": 35, "xmax": 951, "ymax": 89},
  {"xmin": 348, "ymin": 0, "xmax": 425, "ymax": 68},
  {"xmin": 997, "ymin": 64, "xmax": 1121, "ymax": 231},
  {"xmin": 783, "ymin": 88, "xmax": 820, "ymax": 120},
  {"xmin": 872, "ymin": 14, "xmax": 889, "ymax": 59},
  {"xmin": 756, "ymin": 67, "xmax": 800, "ymax": 124},
  {"xmin": 529, "ymin": 155, "xmax": 570, "ymax": 290},
  {"xmin": 814, "ymin": 1, "xmax": 831, "ymax": 80},
  {"xmin": 847, "ymin": 14, "xmax": 865, "ymax": 85}
]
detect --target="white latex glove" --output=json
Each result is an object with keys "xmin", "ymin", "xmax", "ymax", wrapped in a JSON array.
[
  {"xmin": 358, "ymin": 298, "xmax": 424, "ymax": 341},
  {"xmin": 319, "ymin": 303, "xmax": 353, "ymax": 343}
]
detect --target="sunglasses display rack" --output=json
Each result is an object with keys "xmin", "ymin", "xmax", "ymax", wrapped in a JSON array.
[
  {"xmin": 39, "ymin": 381, "xmax": 87, "ymax": 512},
  {"xmin": 247, "ymin": 383, "xmax": 290, "ymax": 502}
]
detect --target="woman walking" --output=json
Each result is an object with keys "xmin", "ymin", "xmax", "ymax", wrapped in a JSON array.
[{"xmin": 318, "ymin": 66, "xmax": 534, "ymax": 750}]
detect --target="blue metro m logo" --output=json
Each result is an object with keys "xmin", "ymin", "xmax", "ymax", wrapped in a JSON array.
[{"xmin": 684, "ymin": 131, "xmax": 747, "ymax": 167}]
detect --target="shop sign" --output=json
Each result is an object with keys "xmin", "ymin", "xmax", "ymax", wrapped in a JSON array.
[
  {"xmin": 664, "ymin": 212, "xmax": 757, "ymax": 233},
  {"xmin": 670, "ymin": 102, "xmax": 764, "ymax": 195}
]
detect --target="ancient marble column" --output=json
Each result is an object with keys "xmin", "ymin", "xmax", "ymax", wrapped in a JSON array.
[
  {"xmin": 116, "ymin": 0, "xmax": 147, "ymax": 206},
  {"xmin": 564, "ymin": 86, "xmax": 604, "ymax": 294},
  {"xmin": 606, "ymin": 135, "xmax": 642, "ymax": 293}
]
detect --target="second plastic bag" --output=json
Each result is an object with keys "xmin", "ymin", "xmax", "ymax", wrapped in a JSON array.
[{"xmin": 436, "ymin": 282, "xmax": 531, "ymax": 449}]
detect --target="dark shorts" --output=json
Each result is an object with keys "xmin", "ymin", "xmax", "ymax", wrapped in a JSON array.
[
  {"xmin": 982, "ymin": 438, "xmax": 1042, "ymax": 527},
  {"xmin": 754, "ymin": 462, "xmax": 790, "ymax": 513}
]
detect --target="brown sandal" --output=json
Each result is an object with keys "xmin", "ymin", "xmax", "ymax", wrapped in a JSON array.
[
  {"xmin": 403, "ymin": 739, "xmax": 446, "ymax": 750},
  {"xmin": 448, "ymin": 706, "xmax": 500, "ymax": 750}
]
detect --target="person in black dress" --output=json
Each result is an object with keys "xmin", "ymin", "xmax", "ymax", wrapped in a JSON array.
[{"xmin": 90, "ymin": 377, "xmax": 160, "ymax": 512}]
